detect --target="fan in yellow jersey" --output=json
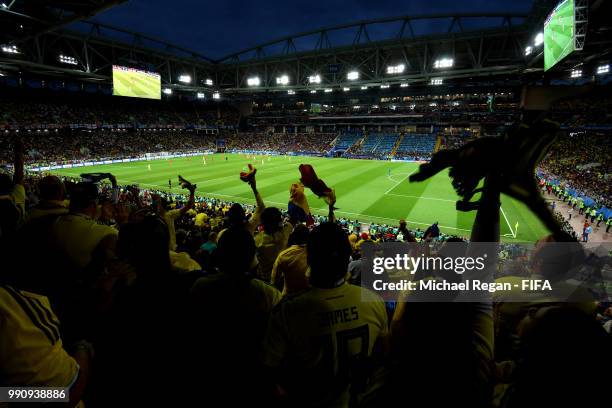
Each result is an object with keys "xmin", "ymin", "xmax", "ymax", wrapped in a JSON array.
[
  {"xmin": 0, "ymin": 285, "xmax": 91, "ymax": 405},
  {"xmin": 50, "ymin": 182, "xmax": 118, "ymax": 271},
  {"xmin": 262, "ymin": 222, "xmax": 388, "ymax": 407}
]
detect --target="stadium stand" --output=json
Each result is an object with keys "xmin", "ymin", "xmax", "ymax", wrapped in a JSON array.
[{"xmin": 393, "ymin": 133, "xmax": 438, "ymax": 160}]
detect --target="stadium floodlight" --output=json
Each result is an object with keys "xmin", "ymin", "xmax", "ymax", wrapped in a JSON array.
[
  {"xmin": 58, "ymin": 54, "xmax": 77, "ymax": 65},
  {"xmin": 433, "ymin": 58, "xmax": 454, "ymax": 69},
  {"xmin": 1, "ymin": 3, "xmax": 7, "ymax": 8},
  {"xmin": 360, "ymin": 85, "xmax": 368, "ymax": 90},
  {"xmin": 197, "ymin": 92, "xmax": 205, "ymax": 99},
  {"xmin": 400, "ymin": 82, "xmax": 409, "ymax": 87},
  {"xmin": 212, "ymin": 92, "xmax": 220, "ymax": 99},
  {"xmin": 308, "ymin": 74, "xmax": 321, "ymax": 84},
  {"xmin": 178, "ymin": 74, "xmax": 192, "ymax": 84},
  {"xmin": 205, "ymin": 78, "xmax": 213, "ymax": 86},
  {"xmin": 534, "ymin": 32, "xmax": 544, "ymax": 47},
  {"xmin": 430, "ymin": 78, "xmax": 443, "ymax": 85},
  {"xmin": 324, "ymin": 88, "xmax": 333, "ymax": 93},
  {"xmin": 347, "ymin": 71, "xmax": 359, "ymax": 80},
  {"xmin": 247, "ymin": 76, "xmax": 261, "ymax": 86},
  {"xmin": 342, "ymin": 87, "xmax": 350, "ymax": 92},
  {"xmin": 386, "ymin": 64, "xmax": 405, "ymax": 74},
  {"xmin": 597, "ymin": 64, "xmax": 610, "ymax": 74},
  {"xmin": 288, "ymin": 89, "xmax": 296, "ymax": 95},
  {"xmin": 570, "ymin": 69, "xmax": 582, "ymax": 78},
  {"xmin": 162, "ymin": 88, "xmax": 172, "ymax": 95},
  {"xmin": 276, "ymin": 75, "xmax": 289, "ymax": 85},
  {"xmin": 310, "ymin": 90, "xmax": 317, "ymax": 94},
  {"xmin": 380, "ymin": 84, "xmax": 390, "ymax": 89},
  {"xmin": 525, "ymin": 46, "xmax": 533, "ymax": 56},
  {"xmin": 1, "ymin": 44, "xmax": 19, "ymax": 54}
]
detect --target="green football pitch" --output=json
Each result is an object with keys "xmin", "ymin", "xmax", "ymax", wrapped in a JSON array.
[
  {"xmin": 544, "ymin": 0, "xmax": 574, "ymax": 71},
  {"xmin": 51, "ymin": 153, "xmax": 549, "ymax": 242},
  {"xmin": 112, "ymin": 70, "xmax": 161, "ymax": 99}
]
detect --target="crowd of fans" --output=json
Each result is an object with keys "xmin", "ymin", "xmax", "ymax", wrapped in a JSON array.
[
  {"xmin": 1, "ymin": 91, "xmax": 239, "ymax": 129},
  {"xmin": 227, "ymin": 132, "xmax": 335, "ymax": 154},
  {"xmin": 539, "ymin": 132, "xmax": 611, "ymax": 208},
  {"xmin": 1, "ymin": 132, "xmax": 610, "ymax": 406}
]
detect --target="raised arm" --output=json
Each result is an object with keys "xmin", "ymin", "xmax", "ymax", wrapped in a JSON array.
[
  {"xmin": 179, "ymin": 185, "xmax": 196, "ymax": 216},
  {"xmin": 247, "ymin": 173, "xmax": 265, "ymax": 232}
]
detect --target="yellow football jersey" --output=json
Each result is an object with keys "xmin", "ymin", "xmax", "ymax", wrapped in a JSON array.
[
  {"xmin": 262, "ymin": 283, "xmax": 388, "ymax": 407},
  {"xmin": 51, "ymin": 213, "xmax": 117, "ymax": 269},
  {"xmin": 0, "ymin": 286, "xmax": 78, "ymax": 387}
]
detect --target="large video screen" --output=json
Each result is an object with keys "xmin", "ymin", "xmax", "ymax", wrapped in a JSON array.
[
  {"xmin": 112, "ymin": 65, "xmax": 161, "ymax": 99},
  {"xmin": 544, "ymin": 0, "xmax": 575, "ymax": 71}
]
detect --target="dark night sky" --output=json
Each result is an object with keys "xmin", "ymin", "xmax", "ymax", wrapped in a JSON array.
[{"xmin": 94, "ymin": 0, "xmax": 535, "ymax": 59}]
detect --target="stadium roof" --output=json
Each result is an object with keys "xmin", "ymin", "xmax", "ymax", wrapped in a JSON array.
[
  {"xmin": 0, "ymin": 0, "xmax": 126, "ymax": 43},
  {"xmin": 0, "ymin": 0, "xmax": 610, "ymax": 96}
]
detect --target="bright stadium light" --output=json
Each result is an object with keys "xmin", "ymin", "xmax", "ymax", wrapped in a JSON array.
[
  {"xmin": 58, "ymin": 54, "xmax": 77, "ymax": 65},
  {"xmin": 525, "ymin": 46, "xmax": 533, "ymax": 56},
  {"xmin": 430, "ymin": 78, "xmax": 443, "ymax": 85},
  {"xmin": 162, "ymin": 88, "xmax": 172, "ymax": 95},
  {"xmin": 597, "ymin": 64, "xmax": 610, "ymax": 74},
  {"xmin": 386, "ymin": 63, "xmax": 405, "ymax": 74},
  {"xmin": 1, "ymin": 44, "xmax": 19, "ymax": 54},
  {"xmin": 570, "ymin": 69, "xmax": 582, "ymax": 78},
  {"xmin": 1, "ymin": 3, "xmax": 8, "ymax": 9},
  {"xmin": 433, "ymin": 58, "xmax": 454, "ymax": 69},
  {"xmin": 400, "ymin": 82, "xmax": 409, "ymax": 88},
  {"xmin": 205, "ymin": 78, "xmax": 213, "ymax": 86},
  {"xmin": 310, "ymin": 90, "xmax": 317, "ymax": 94},
  {"xmin": 212, "ymin": 92, "xmax": 220, "ymax": 99},
  {"xmin": 288, "ymin": 89, "xmax": 296, "ymax": 95},
  {"xmin": 276, "ymin": 75, "xmax": 289, "ymax": 85},
  {"xmin": 247, "ymin": 76, "xmax": 261, "ymax": 86},
  {"xmin": 360, "ymin": 85, "xmax": 368, "ymax": 90},
  {"xmin": 380, "ymin": 84, "xmax": 390, "ymax": 89},
  {"xmin": 196, "ymin": 92, "xmax": 205, "ymax": 99},
  {"xmin": 308, "ymin": 74, "xmax": 321, "ymax": 84},
  {"xmin": 534, "ymin": 32, "xmax": 544, "ymax": 47},
  {"xmin": 178, "ymin": 74, "xmax": 192, "ymax": 84},
  {"xmin": 347, "ymin": 71, "xmax": 359, "ymax": 80},
  {"xmin": 324, "ymin": 88, "xmax": 333, "ymax": 93},
  {"xmin": 343, "ymin": 87, "xmax": 350, "ymax": 92}
]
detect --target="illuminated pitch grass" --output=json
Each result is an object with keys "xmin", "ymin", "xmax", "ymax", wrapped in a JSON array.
[
  {"xmin": 112, "ymin": 69, "xmax": 161, "ymax": 99},
  {"xmin": 51, "ymin": 153, "xmax": 549, "ymax": 242},
  {"xmin": 544, "ymin": 0, "xmax": 574, "ymax": 71}
]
